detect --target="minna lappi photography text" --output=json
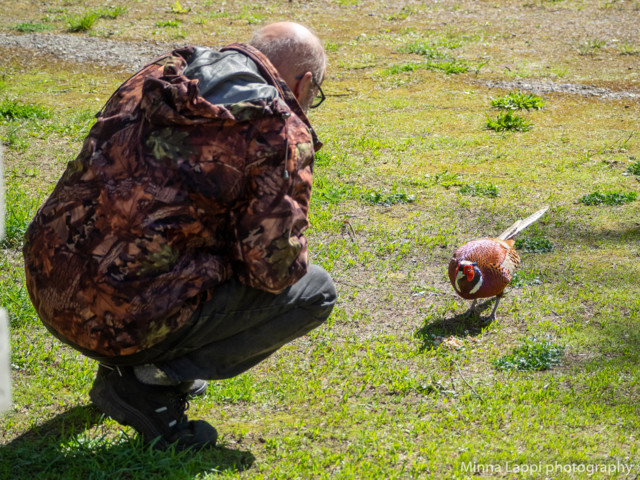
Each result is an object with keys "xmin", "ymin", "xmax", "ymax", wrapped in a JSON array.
[{"xmin": 461, "ymin": 461, "xmax": 635, "ymax": 476}]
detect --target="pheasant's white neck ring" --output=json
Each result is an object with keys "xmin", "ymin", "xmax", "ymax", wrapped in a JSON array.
[{"xmin": 468, "ymin": 273, "xmax": 483, "ymax": 294}]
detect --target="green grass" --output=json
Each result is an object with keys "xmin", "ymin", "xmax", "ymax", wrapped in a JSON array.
[
  {"xmin": 579, "ymin": 191, "xmax": 637, "ymax": 206},
  {"xmin": 0, "ymin": 181, "xmax": 43, "ymax": 249},
  {"xmin": 2, "ymin": 1, "xmax": 640, "ymax": 478},
  {"xmin": 627, "ymin": 160, "xmax": 640, "ymax": 175},
  {"xmin": 514, "ymin": 236, "xmax": 555, "ymax": 253},
  {"xmin": 493, "ymin": 338, "xmax": 565, "ymax": 372},
  {"xmin": 95, "ymin": 6, "xmax": 128, "ymax": 19},
  {"xmin": 458, "ymin": 181, "xmax": 499, "ymax": 198},
  {"xmin": 155, "ymin": 20, "xmax": 182, "ymax": 27},
  {"xmin": 491, "ymin": 91, "xmax": 546, "ymax": 111},
  {"xmin": 384, "ymin": 59, "xmax": 469, "ymax": 75},
  {"xmin": 63, "ymin": 6, "xmax": 127, "ymax": 32},
  {"xmin": 486, "ymin": 110, "xmax": 532, "ymax": 132},
  {"xmin": 361, "ymin": 191, "xmax": 416, "ymax": 206},
  {"xmin": 0, "ymin": 99, "xmax": 51, "ymax": 120},
  {"xmin": 13, "ymin": 22, "xmax": 55, "ymax": 33},
  {"xmin": 66, "ymin": 12, "xmax": 100, "ymax": 32},
  {"xmin": 170, "ymin": 0, "xmax": 191, "ymax": 14}
]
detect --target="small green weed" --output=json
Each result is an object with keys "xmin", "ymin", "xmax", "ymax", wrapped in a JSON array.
[
  {"xmin": 206, "ymin": 11, "xmax": 231, "ymax": 19},
  {"xmin": 579, "ymin": 191, "xmax": 637, "ymax": 206},
  {"xmin": 95, "ymin": 6, "xmax": 128, "ymax": 19},
  {"xmin": 494, "ymin": 339, "xmax": 564, "ymax": 372},
  {"xmin": 514, "ymin": 236, "xmax": 554, "ymax": 253},
  {"xmin": 0, "ymin": 99, "xmax": 50, "ymax": 120},
  {"xmin": 315, "ymin": 185, "xmax": 350, "ymax": 204},
  {"xmin": 402, "ymin": 41, "xmax": 446, "ymax": 59},
  {"xmin": 66, "ymin": 12, "xmax": 99, "ymax": 32},
  {"xmin": 578, "ymin": 38, "xmax": 606, "ymax": 55},
  {"xmin": 618, "ymin": 43, "xmax": 640, "ymax": 55},
  {"xmin": 155, "ymin": 20, "xmax": 182, "ymax": 27},
  {"xmin": 491, "ymin": 91, "xmax": 545, "ymax": 110},
  {"xmin": 486, "ymin": 110, "xmax": 532, "ymax": 132},
  {"xmin": 170, "ymin": 0, "xmax": 191, "ymax": 13},
  {"xmin": 384, "ymin": 59, "xmax": 468, "ymax": 75},
  {"xmin": 13, "ymin": 22, "xmax": 55, "ymax": 33},
  {"xmin": 361, "ymin": 191, "xmax": 416, "ymax": 206},
  {"xmin": 324, "ymin": 41, "xmax": 340, "ymax": 53},
  {"xmin": 458, "ymin": 182, "xmax": 499, "ymax": 198},
  {"xmin": 432, "ymin": 60, "xmax": 469, "ymax": 74},
  {"xmin": 433, "ymin": 170, "xmax": 465, "ymax": 188},
  {"xmin": 627, "ymin": 160, "xmax": 640, "ymax": 175}
]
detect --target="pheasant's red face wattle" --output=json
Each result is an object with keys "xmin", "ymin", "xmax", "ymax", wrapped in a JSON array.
[{"xmin": 463, "ymin": 264, "xmax": 475, "ymax": 282}]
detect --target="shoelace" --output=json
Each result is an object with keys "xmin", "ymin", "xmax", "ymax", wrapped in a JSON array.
[{"xmin": 155, "ymin": 393, "xmax": 190, "ymax": 428}]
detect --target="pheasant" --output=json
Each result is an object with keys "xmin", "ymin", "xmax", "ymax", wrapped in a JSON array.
[{"xmin": 448, "ymin": 207, "xmax": 549, "ymax": 321}]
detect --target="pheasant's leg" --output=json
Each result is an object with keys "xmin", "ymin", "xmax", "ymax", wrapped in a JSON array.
[
  {"xmin": 486, "ymin": 294, "xmax": 503, "ymax": 322},
  {"xmin": 463, "ymin": 299, "xmax": 478, "ymax": 318}
]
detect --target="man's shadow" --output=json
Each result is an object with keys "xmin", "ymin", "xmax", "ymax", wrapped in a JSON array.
[
  {"xmin": 0, "ymin": 405, "xmax": 254, "ymax": 479},
  {"xmin": 415, "ymin": 299, "xmax": 496, "ymax": 351}
]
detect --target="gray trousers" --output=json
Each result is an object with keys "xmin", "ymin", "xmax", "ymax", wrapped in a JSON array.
[{"xmin": 108, "ymin": 265, "xmax": 336, "ymax": 383}]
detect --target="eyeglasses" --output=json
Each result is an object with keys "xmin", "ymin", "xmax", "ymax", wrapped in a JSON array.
[
  {"xmin": 310, "ymin": 77, "xmax": 325, "ymax": 109},
  {"xmin": 295, "ymin": 74, "xmax": 326, "ymax": 109}
]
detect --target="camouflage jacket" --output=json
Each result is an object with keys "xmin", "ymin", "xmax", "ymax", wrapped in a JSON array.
[{"xmin": 23, "ymin": 43, "xmax": 322, "ymax": 357}]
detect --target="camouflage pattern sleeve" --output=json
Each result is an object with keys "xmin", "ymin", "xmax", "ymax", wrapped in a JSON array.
[{"xmin": 230, "ymin": 111, "xmax": 315, "ymax": 294}]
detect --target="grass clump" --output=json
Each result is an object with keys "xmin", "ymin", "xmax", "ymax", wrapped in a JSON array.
[
  {"xmin": 618, "ymin": 43, "xmax": 640, "ymax": 55},
  {"xmin": 13, "ymin": 22, "xmax": 55, "ymax": 33},
  {"xmin": 494, "ymin": 339, "xmax": 564, "ymax": 372},
  {"xmin": 315, "ymin": 184, "xmax": 351, "ymax": 204},
  {"xmin": 0, "ymin": 99, "xmax": 50, "ymax": 120},
  {"xmin": 491, "ymin": 91, "xmax": 545, "ymax": 110},
  {"xmin": 486, "ymin": 110, "xmax": 532, "ymax": 132},
  {"xmin": 432, "ymin": 171, "xmax": 465, "ymax": 188},
  {"xmin": 384, "ymin": 59, "xmax": 469, "ymax": 75},
  {"xmin": 170, "ymin": 0, "xmax": 191, "ymax": 13},
  {"xmin": 627, "ymin": 160, "xmax": 640, "ymax": 175},
  {"xmin": 95, "ymin": 6, "xmax": 128, "ymax": 19},
  {"xmin": 66, "ymin": 12, "xmax": 99, "ymax": 32},
  {"xmin": 361, "ymin": 191, "xmax": 416, "ymax": 206},
  {"xmin": 514, "ymin": 236, "xmax": 554, "ymax": 253},
  {"xmin": 579, "ymin": 191, "xmax": 637, "ymax": 206},
  {"xmin": 155, "ymin": 20, "xmax": 182, "ymax": 27},
  {"xmin": 403, "ymin": 41, "xmax": 446, "ymax": 59},
  {"xmin": 458, "ymin": 182, "xmax": 499, "ymax": 198}
]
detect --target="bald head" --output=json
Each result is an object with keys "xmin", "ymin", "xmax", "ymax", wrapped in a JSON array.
[{"xmin": 250, "ymin": 22, "xmax": 326, "ymax": 111}]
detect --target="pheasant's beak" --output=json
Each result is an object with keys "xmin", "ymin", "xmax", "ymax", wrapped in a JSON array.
[{"xmin": 463, "ymin": 264, "xmax": 475, "ymax": 282}]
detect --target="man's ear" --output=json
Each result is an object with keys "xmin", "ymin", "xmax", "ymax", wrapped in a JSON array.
[{"xmin": 292, "ymin": 71, "xmax": 313, "ymax": 103}]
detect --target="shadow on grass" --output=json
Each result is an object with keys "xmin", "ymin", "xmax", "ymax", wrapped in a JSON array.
[
  {"xmin": 415, "ymin": 299, "xmax": 496, "ymax": 351},
  {"xmin": 0, "ymin": 404, "xmax": 254, "ymax": 479}
]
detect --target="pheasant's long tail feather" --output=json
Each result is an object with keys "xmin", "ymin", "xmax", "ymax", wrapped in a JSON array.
[{"xmin": 497, "ymin": 206, "xmax": 549, "ymax": 241}]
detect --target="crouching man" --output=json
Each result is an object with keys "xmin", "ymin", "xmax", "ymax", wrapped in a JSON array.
[{"xmin": 23, "ymin": 22, "xmax": 336, "ymax": 450}]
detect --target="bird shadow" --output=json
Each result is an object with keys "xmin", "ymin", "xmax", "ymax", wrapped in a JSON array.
[
  {"xmin": 415, "ymin": 299, "xmax": 496, "ymax": 352},
  {"xmin": 0, "ymin": 404, "xmax": 255, "ymax": 479}
]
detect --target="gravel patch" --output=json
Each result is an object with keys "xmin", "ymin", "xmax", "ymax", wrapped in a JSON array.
[
  {"xmin": 481, "ymin": 79, "xmax": 640, "ymax": 101},
  {"xmin": 0, "ymin": 33, "xmax": 177, "ymax": 72}
]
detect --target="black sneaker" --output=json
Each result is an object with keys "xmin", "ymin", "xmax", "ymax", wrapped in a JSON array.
[
  {"xmin": 89, "ymin": 365, "xmax": 217, "ymax": 450},
  {"xmin": 95, "ymin": 364, "xmax": 208, "ymax": 397}
]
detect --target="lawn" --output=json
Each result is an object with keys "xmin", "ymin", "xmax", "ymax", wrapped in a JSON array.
[{"xmin": 1, "ymin": 0, "xmax": 639, "ymax": 479}]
